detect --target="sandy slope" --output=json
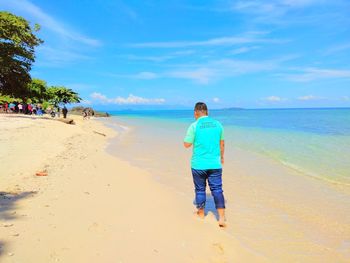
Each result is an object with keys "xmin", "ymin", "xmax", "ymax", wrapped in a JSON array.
[{"xmin": 0, "ymin": 115, "xmax": 262, "ymax": 263}]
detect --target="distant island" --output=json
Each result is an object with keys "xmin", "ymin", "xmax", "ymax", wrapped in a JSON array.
[{"xmin": 221, "ymin": 107, "xmax": 245, "ymax": 110}]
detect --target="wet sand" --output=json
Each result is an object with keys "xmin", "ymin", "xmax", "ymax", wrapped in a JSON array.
[{"xmin": 105, "ymin": 116, "xmax": 350, "ymax": 262}]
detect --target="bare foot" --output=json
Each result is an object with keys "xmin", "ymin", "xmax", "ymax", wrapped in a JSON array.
[
  {"xmin": 196, "ymin": 208, "xmax": 205, "ymax": 219},
  {"xmin": 218, "ymin": 218, "xmax": 226, "ymax": 228},
  {"xmin": 217, "ymin": 208, "xmax": 226, "ymax": 227}
]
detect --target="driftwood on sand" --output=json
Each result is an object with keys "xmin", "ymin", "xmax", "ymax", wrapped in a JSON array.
[
  {"xmin": 93, "ymin": 131, "xmax": 106, "ymax": 136},
  {"xmin": 57, "ymin": 118, "xmax": 75, "ymax": 125}
]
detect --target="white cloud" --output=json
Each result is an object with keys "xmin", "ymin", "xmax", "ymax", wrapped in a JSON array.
[
  {"xmin": 36, "ymin": 46, "xmax": 92, "ymax": 66},
  {"xmin": 1, "ymin": 0, "xmax": 101, "ymax": 46},
  {"xmin": 109, "ymin": 55, "xmax": 296, "ymax": 84},
  {"xmin": 164, "ymin": 56, "xmax": 295, "ymax": 83},
  {"xmin": 283, "ymin": 68, "xmax": 350, "ymax": 82},
  {"xmin": 282, "ymin": 0, "xmax": 324, "ymax": 8},
  {"xmin": 166, "ymin": 68, "xmax": 215, "ymax": 84},
  {"xmin": 134, "ymin": 72, "xmax": 159, "ymax": 80},
  {"xmin": 80, "ymin": 99, "xmax": 92, "ymax": 105},
  {"xmin": 124, "ymin": 50, "xmax": 197, "ymax": 62},
  {"xmin": 172, "ymin": 50, "xmax": 196, "ymax": 55},
  {"xmin": 130, "ymin": 32, "xmax": 286, "ymax": 48},
  {"xmin": 90, "ymin": 93, "xmax": 165, "ymax": 105},
  {"xmin": 126, "ymin": 55, "xmax": 174, "ymax": 62},
  {"xmin": 324, "ymin": 43, "xmax": 350, "ymax": 55},
  {"xmin": 105, "ymin": 72, "xmax": 159, "ymax": 80},
  {"xmin": 232, "ymin": 0, "xmax": 323, "ymax": 15},
  {"xmin": 230, "ymin": 0, "xmax": 332, "ymax": 26},
  {"xmin": 297, "ymin": 95, "xmax": 320, "ymax": 101},
  {"xmin": 230, "ymin": 46, "xmax": 259, "ymax": 55},
  {"xmin": 213, "ymin": 97, "xmax": 220, "ymax": 103},
  {"xmin": 263, "ymin": 96, "xmax": 287, "ymax": 102}
]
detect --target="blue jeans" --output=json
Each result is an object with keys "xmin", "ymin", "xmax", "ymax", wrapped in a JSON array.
[{"xmin": 191, "ymin": 168, "xmax": 225, "ymax": 209}]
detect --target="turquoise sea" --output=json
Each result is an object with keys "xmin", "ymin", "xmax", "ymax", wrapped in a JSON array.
[{"xmin": 109, "ymin": 108, "xmax": 350, "ymax": 186}]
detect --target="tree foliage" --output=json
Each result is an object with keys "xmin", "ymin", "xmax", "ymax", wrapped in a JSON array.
[
  {"xmin": 46, "ymin": 86, "xmax": 82, "ymax": 108},
  {"xmin": 0, "ymin": 11, "xmax": 43, "ymax": 97},
  {"xmin": 27, "ymin": 78, "xmax": 48, "ymax": 103},
  {"xmin": 0, "ymin": 94, "xmax": 17, "ymax": 104}
]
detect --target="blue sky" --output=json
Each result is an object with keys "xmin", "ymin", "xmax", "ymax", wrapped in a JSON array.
[{"xmin": 1, "ymin": 0, "xmax": 350, "ymax": 109}]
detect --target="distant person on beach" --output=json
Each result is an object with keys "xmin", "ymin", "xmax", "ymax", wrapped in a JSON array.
[
  {"xmin": 183, "ymin": 102, "xmax": 226, "ymax": 227},
  {"xmin": 28, "ymin": 104, "xmax": 32, "ymax": 114},
  {"xmin": 18, "ymin": 103, "xmax": 23, "ymax": 113},
  {"xmin": 62, "ymin": 106, "xmax": 68, "ymax": 118},
  {"xmin": 37, "ymin": 106, "xmax": 43, "ymax": 116},
  {"xmin": 82, "ymin": 110, "xmax": 87, "ymax": 119}
]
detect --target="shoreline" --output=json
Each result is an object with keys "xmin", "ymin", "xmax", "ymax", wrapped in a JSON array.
[
  {"xmin": 0, "ymin": 114, "xmax": 262, "ymax": 262},
  {"xmin": 104, "ymin": 115, "xmax": 350, "ymax": 262}
]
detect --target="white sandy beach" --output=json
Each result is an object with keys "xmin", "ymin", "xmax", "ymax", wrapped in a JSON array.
[{"xmin": 0, "ymin": 114, "xmax": 263, "ymax": 263}]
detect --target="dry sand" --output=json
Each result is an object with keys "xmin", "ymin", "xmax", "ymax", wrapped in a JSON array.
[{"xmin": 0, "ymin": 114, "xmax": 262, "ymax": 263}]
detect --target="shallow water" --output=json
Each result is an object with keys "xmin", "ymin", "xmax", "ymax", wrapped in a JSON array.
[{"xmin": 107, "ymin": 108, "xmax": 350, "ymax": 185}]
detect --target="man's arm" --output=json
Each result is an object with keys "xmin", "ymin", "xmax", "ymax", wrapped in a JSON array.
[
  {"xmin": 184, "ymin": 142, "xmax": 192, "ymax": 148},
  {"xmin": 220, "ymin": 140, "xmax": 225, "ymax": 165},
  {"xmin": 184, "ymin": 123, "xmax": 195, "ymax": 148}
]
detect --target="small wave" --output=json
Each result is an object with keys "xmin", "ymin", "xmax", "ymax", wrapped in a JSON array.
[{"xmin": 278, "ymin": 159, "xmax": 350, "ymax": 187}]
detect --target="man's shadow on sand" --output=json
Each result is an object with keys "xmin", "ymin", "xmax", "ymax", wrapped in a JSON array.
[
  {"xmin": 0, "ymin": 191, "xmax": 37, "ymax": 258},
  {"xmin": 193, "ymin": 194, "xmax": 219, "ymax": 220}
]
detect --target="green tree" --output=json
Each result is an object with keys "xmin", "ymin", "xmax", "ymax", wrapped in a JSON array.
[
  {"xmin": 46, "ymin": 86, "xmax": 81, "ymax": 108},
  {"xmin": 0, "ymin": 94, "xmax": 16, "ymax": 104},
  {"xmin": 0, "ymin": 11, "xmax": 43, "ymax": 97},
  {"xmin": 27, "ymin": 78, "xmax": 48, "ymax": 103}
]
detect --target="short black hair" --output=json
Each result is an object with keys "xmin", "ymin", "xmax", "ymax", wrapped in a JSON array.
[{"xmin": 194, "ymin": 102, "xmax": 208, "ymax": 113}]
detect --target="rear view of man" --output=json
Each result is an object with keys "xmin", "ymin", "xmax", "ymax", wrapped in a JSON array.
[{"xmin": 184, "ymin": 102, "xmax": 226, "ymax": 227}]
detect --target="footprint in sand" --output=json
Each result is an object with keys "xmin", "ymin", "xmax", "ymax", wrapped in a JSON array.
[
  {"xmin": 88, "ymin": 222, "xmax": 99, "ymax": 231},
  {"xmin": 212, "ymin": 243, "xmax": 225, "ymax": 255}
]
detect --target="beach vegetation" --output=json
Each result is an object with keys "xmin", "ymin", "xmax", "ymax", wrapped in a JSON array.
[
  {"xmin": 0, "ymin": 11, "xmax": 82, "ymax": 111},
  {"xmin": 0, "ymin": 11, "xmax": 43, "ymax": 97},
  {"xmin": 27, "ymin": 78, "xmax": 48, "ymax": 103},
  {"xmin": 46, "ymin": 86, "xmax": 82, "ymax": 108},
  {"xmin": 0, "ymin": 94, "xmax": 17, "ymax": 103}
]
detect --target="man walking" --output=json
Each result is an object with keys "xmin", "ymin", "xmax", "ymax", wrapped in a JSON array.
[{"xmin": 184, "ymin": 102, "xmax": 226, "ymax": 227}]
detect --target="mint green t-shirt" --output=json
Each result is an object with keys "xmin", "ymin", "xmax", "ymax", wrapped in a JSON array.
[{"xmin": 184, "ymin": 116, "xmax": 224, "ymax": 170}]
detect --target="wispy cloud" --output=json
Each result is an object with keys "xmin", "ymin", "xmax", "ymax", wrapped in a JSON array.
[
  {"xmin": 163, "ymin": 55, "xmax": 296, "ymax": 83},
  {"xmin": 110, "ymin": 55, "xmax": 296, "ymax": 84},
  {"xmin": 123, "ymin": 50, "xmax": 197, "ymax": 62},
  {"xmin": 124, "ymin": 54, "xmax": 175, "ymax": 63},
  {"xmin": 104, "ymin": 71, "xmax": 159, "ymax": 80},
  {"xmin": 90, "ymin": 92, "xmax": 165, "ymax": 105},
  {"xmin": 232, "ymin": 0, "xmax": 322, "ymax": 14},
  {"xmin": 133, "ymin": 72, "xmax": 159, "ymax": 79},
  {"xmin": 297, "ymin": 95, "xmax": 322, "ymax": 101},
  {"xmin": 36, "ymin": 46, "xmax": 92, "ymax": 66},
  {"xmin": 282, "ymin": 68, "xmax": 350, "ymax": 82},
  {"xmin": 229, "ymin": 0, "xmax": 339, "ymax": 26},
  {"xmin": 80, "ymin": 99, "xmax": 92, "ymax": 105},
  {"xmin": 166, "ymin": 68, "xmax": 215, "ymax": 84},
  {"xmin": 263, "ymin": 96, "xmax": 287, "ymax": 102},
  {"xmin": 129, "ymin": 32, "xmax": 286, "ymax": 48},
  {"xmin": 324, "ymin": 42, "xmax": 350, "ymax": 55},
  {"xmin": 230, "ymin": 46, "xmax": 260, "ymax": 55},
  {"xmin": 1, "ymin": 0, "xmax": 101, "ymax": 46}
]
